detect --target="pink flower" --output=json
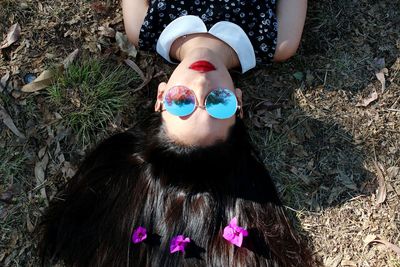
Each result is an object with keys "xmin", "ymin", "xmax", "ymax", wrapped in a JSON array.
[
  {"xmin": 170, "ymin": 235, "xmax": 191, "ymax": 253},
  {"xmin": 132, "ymin": 226, "xmax": 147, "ymax": 244},
  {"xmin": 222, "ymin": 217, "xmax": 248, "ymax": 247}
]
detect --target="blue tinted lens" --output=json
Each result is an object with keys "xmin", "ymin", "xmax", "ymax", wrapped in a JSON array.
[
  {"xmin": 205, "ymin": 88, "xmax": 237, "ymax": 119},
  {"xmin": 164, "ymin": 86, "xmax": 196, "ymax": 116}
]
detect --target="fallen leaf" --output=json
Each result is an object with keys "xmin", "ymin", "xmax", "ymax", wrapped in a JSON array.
[
  {"xmin": 324, "ymin": 253, "xmax": 343, "ymax": 267},
  {"xmin": 62, "ymin": 48, "xmax": 80, "ymax": 69},
  {"xmin": 21, "ymin": 69, "xmax": 55, "ymax": 92},
  {"xmin": 124, "ymin": 59, "xmax": 145, "ymax": 80},
  {"xmin": 91, "ymin": 1, "xmax": 109, "ymax": 13},
  {"xmin": 109, "ymin": 13, "xmax": 123, "ymax": 25},
  {"xmin": 98, "ymin": 25, "xmax": 115, "ymax": 38},
  {"xmin": 364, "ymin": 235, "xmax": 400, "ymax": 256},
  {"xmin": 372, "ymin": 58, "xmax": 385, "ymax": 71},
  {"xmin": 337, "ymin": 171, "xmax": 358, "ymax": 191},
  {"xmin": 0, "ymin": 206, "xmax": 8, "ymax": 220},
  {"xmin": 256, "ymin": 100, "xmax": 283, "ymax": 111},
  {"xmin": 327, "ymin": 186, "xmax": 346, "ymax": 205},
  {"xmin": 21, "ymin": 51, "xmax": 76, "ymax": 93},
  {"xmin": 116, "ymin": 31, "xmax": 137, "ymax": 58},
  {"xmin": 0, "ymin": 188, "xmax": 14, "ymax": 204},
  {"xmin": 1, "ymin": 23, "xmax": 21, "ymax": 49},
  {"xmin": 61, "ymin": 161, "xmax": 76, "ymax": 178},
  {"xmin": 0, "ymin": 71, "xmax": 10, "ymax": 92},
  {"xmin": 340, "ymin": 259, "xmax": 356, "ymax": 266},
  {"xmin": 26, "ymin": 214, "xmax": 35, "ymax": 233},
  {"xmin": 34, "ymin": 147, "xmax": 49, "ymax": 204},
  {"xmin": 0, "ymin": 105, "xmax": 26, "ymax": 139},
  {"xmin": 374, "ymin": 161, "xmax": 387, "ymax": 204},
  {"xmin": 124, "ymin": 59, "xmax": 155, "ymax": 92},
  {"xmin": 375, "ymin": 68, "xmax": 387, "ymax": 92},
  {"xmin": 356, "ymin": 91, "xmax": 378, "ymax": 107},
  {"xmin": 363, "ymin": 234, "xmax": 377, "ymax": 244},
  {"xmin": 387, "ymin": 166, "xmax": 400, "ymax": 179},
  {"xmin": 253, "ymin": 108, "xmax": 281, "ymax": 129}
]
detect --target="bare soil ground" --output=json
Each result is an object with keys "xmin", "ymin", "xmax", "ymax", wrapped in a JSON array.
[{"xmin": 0, "ymin": 0, "xmax": 399, "ymax": 266}]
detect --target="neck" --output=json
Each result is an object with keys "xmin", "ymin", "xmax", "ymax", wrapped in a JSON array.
[{"xmin": 170, "ymin": 33, "xmax": 240, "ymax": 70}]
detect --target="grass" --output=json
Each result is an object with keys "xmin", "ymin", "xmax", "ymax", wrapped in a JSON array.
[
  {"xmin": 248, "ymin": 124, "xmax": 308, "ymax": 208},
  {"xmin": 0, "ymin": 145, "xmax": 27, "ymax": 186},
  {"xmin": 47, "ymin": 58, "xmax": 141, "ymax": 145}
]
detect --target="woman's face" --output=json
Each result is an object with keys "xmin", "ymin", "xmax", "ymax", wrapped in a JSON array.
[{"xmin": 155, "ymin": 48, "xmax": 243, "ymax": 147}]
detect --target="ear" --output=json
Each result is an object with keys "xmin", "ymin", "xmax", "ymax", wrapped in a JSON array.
[
  {"xmin": 155, "ymin": 82, "xmax": 167, "ymax": 112},
  {"xmin": 235, "ymin": 88, "xmax": 244, "ymax": 119},
  {"xmin": 157, "ymin": 82, "xmax": 167, "ymax": 100}
]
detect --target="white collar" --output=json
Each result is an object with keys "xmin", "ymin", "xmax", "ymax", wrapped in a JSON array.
[{"xmin": 156, "ymin": 15, "xmax": 256, "ymax": 73}]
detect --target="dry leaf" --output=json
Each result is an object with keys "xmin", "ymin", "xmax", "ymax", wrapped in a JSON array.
[
  {"xmin": 26, "ymin": 214, "xmax": 35, "ymax": 233},
  {"xmin": 257, "ymin": 100, "xmax": 282, "ymax": 111},
  {"xmin": 1, "ymin": 23, "xmax": 21, "ymax": 49},
  {"xmin": 372, "ymin": 58, "xmax": 385, "ymax": 70},
  {"xmin": 22, "ymin": 50, "xmax": 78, "ymax": 93},
  {"xmin": 91, "ymin": 1, "xmax": 109, "ymax": 13},
  {"xmin": 124, "ymin": 59, "xmax": 145, "ymax": 80},
  {"xmin": 340, "ymin": 259, "xmax": 356, "ymax": 266},
  {"xmin": 116, "ymin": 31, "xmax": 137, "ymax": 58},
  {"xmin": 61, "ymin": 161, "xmax": 77, "ymax": 178},
  {"xmin": 375, "ymin": 68, "xmax": 387, "ymax": 92},
  {"xmin": 0, "ymin": 189, "xmax": 14, "ymax": 204},
  {"xmin": 124, "ymin": 59, "xmax": 155, "ymax": 92},
  {"xmin": 387, "ymin": 166, "xmax": 400, "ymax": 179},
  {"xmin": 34, "ymin": 148, "xmax": 49, "ymax": 204},
  {"xmin": 356, "ymin": 91, "xmax": 378, "ymax": 107},
  {"xmin": 110, "ymin": 13, "xmax": 123, "ymax": 25},
  {"xmin": 363, "ymin": 234, "xmax": 377, "ymax": 244},
  {"xmin": 62, "ymin": 48, "xmax": 80, "ymax": 69},
  {"xmin": 21, "ymin": 69, "xmax": 55, "ymax": 92},
  {"xmin": 374, "ymin": 161, "xmax": 387, "ymax": 204},
  {"xmin": 35, "ymin": 148, "xmax": 49, "ymax": 186},
  {"xmin": 337, "ymin": 171, "xmax": 358, "ymax": 191},
  {"xmin": 327, "ymin": 186, "xmax": 346, "ymax": 205},
  {"xmin": 0, "ymin": 71, "xmax": 10, "ymax": 92},
  {"xmin": 253, "ymin": 109, "xmax": 281, "ymax": 129},
  {"xmin": 324, "ymin": 253, "xmax": 343, "ymax": 267},
  {"xmin": 98, "ymin": 26, "xmax": 115, "ymax": 38},
  {"xmin": 364, "ymin": 235, "xmax": 400, "ymax": 256},
  {"xmin": 0, "ymin": 105, "xmax": 26, "ymax": 139}
]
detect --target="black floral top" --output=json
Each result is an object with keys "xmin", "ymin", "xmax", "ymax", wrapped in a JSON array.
[{"xmin": 139, "ymin": 0, "xmax": 278, "ymax": 65}]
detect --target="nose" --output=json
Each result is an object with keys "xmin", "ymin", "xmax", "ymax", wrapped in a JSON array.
[{"xmin": 191, "ymin": 75, "xmax": 211, "ymax": 104}]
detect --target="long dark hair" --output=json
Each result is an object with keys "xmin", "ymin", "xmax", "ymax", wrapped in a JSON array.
[{"xmin": 39, "ymin": 113, "xmax": 317, "ymax": 266}]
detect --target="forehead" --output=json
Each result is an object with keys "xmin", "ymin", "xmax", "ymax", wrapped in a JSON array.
[{"xmin": 162, "ymin": 112, "xmax": 235, "ymax": 146}]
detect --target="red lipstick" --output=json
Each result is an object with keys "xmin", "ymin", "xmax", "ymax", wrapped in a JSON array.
[{"xmin": 189, "ymin": 61, "xmax": 216, "ymax": 72}]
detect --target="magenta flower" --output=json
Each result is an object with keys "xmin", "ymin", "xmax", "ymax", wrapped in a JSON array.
[
  {"xmin": 170, "ymin": 235, "xmax": 191, "ymax": 253},
  {"xmin": 222, "ymin": 217, "xmax": 248, "ymax": 247},
  {"xmin": 132, "ymin": 226, "xmax": 147, "ymax": 244}
]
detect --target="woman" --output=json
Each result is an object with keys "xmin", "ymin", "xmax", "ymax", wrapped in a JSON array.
[
  {"xmin": 122, "ymin": 0, "xmax": 307, "ymax": 147},
  {"xmin": 39, "ymin": 1, "xmax": 315, "ymax": 265},
  {"xmin": 39, "ymin": 113, "xmax": 318, "ymax": 266}
]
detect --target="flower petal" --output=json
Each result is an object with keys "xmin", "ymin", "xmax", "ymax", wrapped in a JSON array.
[
  {"xmin": 132, "ymin": 226, "xmax": 147, "ymax": 243},
  {"xmin": 223, "ymin": 217, "xmax": 248, "ymax": 247},
  {"xmin": 170, "ymin": 235, "xmax": 190, "ymax": 253},
  {"xmin": 229, "ymin": 217, "xmax": 238, "ymax": 227},
  {"xmin": 223, "ymin": 226, "xmax": 235, "ymax": 242}
]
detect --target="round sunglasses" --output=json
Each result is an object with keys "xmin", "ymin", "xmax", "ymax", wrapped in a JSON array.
[{"xmin": 160, "ymin": 86, "xmax": 240, "ymax": 119}]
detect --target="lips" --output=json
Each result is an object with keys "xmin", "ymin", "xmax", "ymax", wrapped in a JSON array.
[{"xmin": 189, "ymin": 61, "xmax": 216, "ymax": 72}]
